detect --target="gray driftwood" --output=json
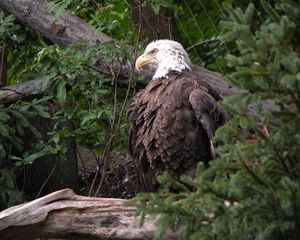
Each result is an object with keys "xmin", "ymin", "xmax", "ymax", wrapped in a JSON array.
[{"xmin": 0, "ymin": 189, "xmax": 178, "ymax": 240}]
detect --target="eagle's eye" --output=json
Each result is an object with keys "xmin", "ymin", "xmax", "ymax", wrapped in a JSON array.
[{"xmin": 149, "ymin": 49, "xmax": 158, "ymax": 55}]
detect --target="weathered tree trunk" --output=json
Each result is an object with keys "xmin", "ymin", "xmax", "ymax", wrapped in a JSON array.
[
  {"xmin": 0, "ymin": 189, "xmax": 179, "ymax": 240},
  {"xmin": 130, "ymin": 1, "xmax": 181, "ymax": 41}
]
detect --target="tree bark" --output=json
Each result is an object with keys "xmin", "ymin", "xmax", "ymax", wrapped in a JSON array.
[
  {"xmin": 130, "ymin": 1, "xmax": 181, "ymax": 41},
  {"xmin": 0, "ymin": 78, "xmax": 45, "ymax": 103},
  {"xmin": 0, "ymin": 188, "xmax": 178, "ymax": 240}
]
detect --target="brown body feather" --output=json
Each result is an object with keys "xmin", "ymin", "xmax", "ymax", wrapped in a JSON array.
[{"xmin": 128, "ymin": 70, "xmax": 229, "ymax": 191}]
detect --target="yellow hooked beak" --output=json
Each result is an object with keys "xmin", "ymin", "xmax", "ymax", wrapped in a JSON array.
[{"xmin": 135, "ymin": 53, "xmax": 155, "ymax": 71}]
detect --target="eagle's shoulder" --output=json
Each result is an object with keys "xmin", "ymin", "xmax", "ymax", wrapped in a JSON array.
[{"xmin": 175, "ymin": 69, "xmax": 223, "ymax": 101}]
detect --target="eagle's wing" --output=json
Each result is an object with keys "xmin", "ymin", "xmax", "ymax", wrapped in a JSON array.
[
  {"xmin": 128, "ymin": 90, "xmax": 157, "ymax": 192},
  {"xmin": 189, "ymin": 87, "xmax": 230, "ymax": 158}
]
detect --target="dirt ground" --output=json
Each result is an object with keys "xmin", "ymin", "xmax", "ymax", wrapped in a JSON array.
[{"xmin": 77, "ymin": 146, "xmax": 142, "ymax": 199}]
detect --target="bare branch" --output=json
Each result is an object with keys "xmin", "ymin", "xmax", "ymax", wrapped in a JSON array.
[{"xmin": 0, "ymin": 78, "xmax": 46, "ymax": 103}]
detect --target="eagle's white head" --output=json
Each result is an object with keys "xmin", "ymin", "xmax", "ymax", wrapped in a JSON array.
[{"xmin": 135, "ymin": 39, "xmax": 192, "ymax": 80}]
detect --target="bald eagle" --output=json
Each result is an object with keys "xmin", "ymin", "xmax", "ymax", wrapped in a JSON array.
[{"xmin": 128, "ymin": 40, "xmax": 230, "ymax": 191}]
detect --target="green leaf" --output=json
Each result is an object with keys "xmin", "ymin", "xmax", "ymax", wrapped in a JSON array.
[
  {"xmin": 7, "ymin": 135, "xmax": 23, "ymax": 152},
  {"xmin": 0, "ymin": 123, "xmax": 9, "ymax": 137},
  {"xmin": 23, "ymin": 150, "xmax": 46, "ymax": 164},
  {"xmin": 56, "ymin": 80, "xmax": 67, "ymax": 106},
  {"xmin": 27, "ymin": 123, "xmax": 42, "ymax": 139},
  {"xmin": 10, "ymin": 109, "xmax": 30, "ymax": 127},
  {"xmin": 239, "ymin": 116, "xmax": 251, "ymax": 129},
  {"xmin": 0, "ymin": 112, "xmax": 10, "ymax": 122},
  {"xmin": 33, "ymin": 104, "xmax": 50, "ymax": 118},
  {"xmin": 34, "ymin": 96, "xmax": 53, "ymax": 104},
  {"xmin": 151, "ymin": 2, "xmax": 161, "ymax": 15},
  {"xmin": 9, "ymin": 155, "xmax": 23, "ymax": 161},
  {"xmin": 47, "ymin": 0, "xmax": 73, "ymax": 18}
]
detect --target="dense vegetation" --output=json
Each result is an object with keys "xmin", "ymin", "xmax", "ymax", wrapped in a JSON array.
[{"xmin": 1, "ymin": 0, "xmax": 300, "ymax": 239}]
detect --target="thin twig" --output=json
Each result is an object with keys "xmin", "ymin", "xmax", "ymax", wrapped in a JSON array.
[
  {"xmin": 90, "ymin": 147, "xmax": 102, "ymax": 166},
  {"xmin": 35, "ymin": 163, "xmax": 57, "ymax": 199},
  {"xmin": 76, "ymin": 147, "xmax": 86, "ymax": 170},
  {"xmin": 88, "ymin": 165, "xmax": 99, "ymax": 197},
  {"xmin": 186, "ymin": 38, "xmax": 220, "ymax": 52},
  {"xmin": 82, "ymin": 63, "xmax": 112, "ymax": 78},
  {"xmin": 94, "ymin": 136, "xmax": 114, "ymax": 196},
  {"xmin": 88, "ymin": 148, "xmax": 102, "ymax": 196}
]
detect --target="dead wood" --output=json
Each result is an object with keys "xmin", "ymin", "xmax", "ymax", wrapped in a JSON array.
[
  {"xmin": 0, "ymin": 78, "xmax": 46, "ymax": 103},
  {"xmin": 0, "ymin": 189, "xmax": 178, "ymax": 240}
]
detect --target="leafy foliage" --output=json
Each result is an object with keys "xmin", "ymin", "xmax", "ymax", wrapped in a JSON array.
[
  {"xmin": 133, "ymin": 1, "xmax": 300, "ymax": 239},
  {"xmin": 0, "ymin": 97, "xmax": 51, "ymax": 209},
  {"xmin": 0, "ymin": 9, "xmax": 46, "ymax": 85},
  {"xmin": 31, "ymin": 39, "xmax": 133, "ymax": 152},
  {"xmin": 48, "ymin": 0, "xmax": 134, "ymax": 40}
]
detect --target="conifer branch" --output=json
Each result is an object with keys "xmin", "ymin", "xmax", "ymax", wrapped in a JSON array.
[{"xmin": 260, "ymin": 0, "xmax": 281, "ymax": 22}]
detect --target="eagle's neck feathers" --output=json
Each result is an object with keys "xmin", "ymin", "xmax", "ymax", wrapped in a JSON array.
[{"xmin": 153, "ymin": 55, "xmax": 192, "ymax": 79}]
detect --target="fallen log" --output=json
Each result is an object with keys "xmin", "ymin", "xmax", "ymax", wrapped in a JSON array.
[{"xmin": 0, "ymin": 189, "xmax": 178, "ymax": 240}]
